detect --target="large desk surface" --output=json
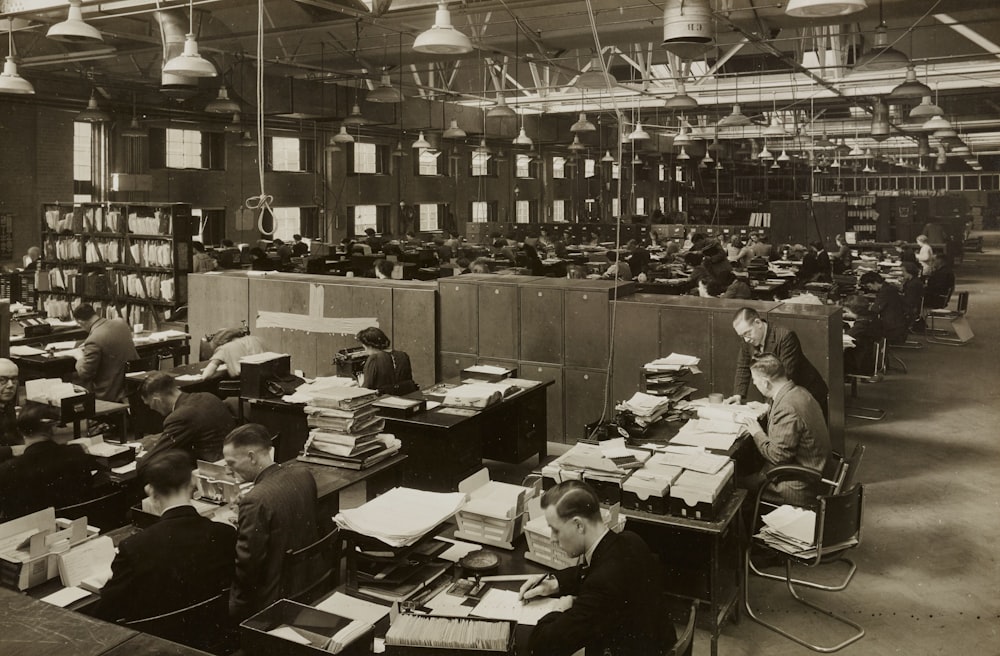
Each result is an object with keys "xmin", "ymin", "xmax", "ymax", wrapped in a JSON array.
[{"xmin": 10, "ymin": 332, "xmax": 191, "ymax": 380}]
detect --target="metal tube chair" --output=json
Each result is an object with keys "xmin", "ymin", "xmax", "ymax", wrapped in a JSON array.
[
  {"xmin": 845, "ymin": 339, "xmax": 886, "ymax": 421},
  {"xmin": 927, "ymin": 291, "xmax": 973, "ymax": 346}
]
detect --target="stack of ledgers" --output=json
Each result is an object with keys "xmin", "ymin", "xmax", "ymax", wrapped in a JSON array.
[
  {"xmin": 127, "ymin": 211, "xmax": 171, "ymax": 235},
  {"xmin": 619, "ymin": 392, "xmax": 673, "ymax": 427},
  {"xmin": 442, "ymin": 381, "xmax": 520, "ymax": 409},
  {"xmin": 542, "ymin": 441, "xmax": 650, "ymax": 487},
  {"xmin": 129, "ymin": 240, "xmax": 173, "ymax": 268},
  {"xmin": 45, "ymin": 237, "xmax": 85, "ymax": 262},
  {"xmin": 633, "ymin": 353, "xmax": 702, "ymax": 425},
  {"xmin": 84, "ymin": 239, "xmax": 122, "ymax": 264},
  {"xmin": 110, "ymin": 271, "xmax": 173, "ymax": 301},
  {"xmin": 295, "ymin": 384, "xmax": 401, "ymax": 470}
]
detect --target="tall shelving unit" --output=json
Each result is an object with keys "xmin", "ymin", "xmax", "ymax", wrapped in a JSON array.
[{"xmin": 36, "ymin": 201, "xmax": 192, "ymax": 327}]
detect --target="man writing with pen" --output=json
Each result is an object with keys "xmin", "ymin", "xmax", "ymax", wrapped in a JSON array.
[{"xmin": 518, "ymin": 480, "xmax": 677, "ymax": 656}]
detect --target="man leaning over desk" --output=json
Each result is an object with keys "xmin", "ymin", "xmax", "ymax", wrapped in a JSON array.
[
  {"xmin": 69, "ymin": 304, "xmax": 139, "ymax": 403},
  {"xmin": 726, "ymin": 307, "xmax": 829, "ymax": 418},
  {"xmin": 519, "ymin": 480, "xmax": 677, "ymax": 656}
]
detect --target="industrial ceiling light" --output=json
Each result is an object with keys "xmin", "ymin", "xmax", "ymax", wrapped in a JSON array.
[
  {"xmin": 854, "ymin": 0, "xmax": 909, "ymax": 72},
  {"xmin": 342, "ymin": 104, "xmax": 371, "ymax": 126},
  {"xmin": 413, "ymin": 3, "xmax": 473, "ymax": 55},
  {"xmin": 568, "ymin": 135, "xmax": 587, "ymax": 152},
  {"xmin": 76, "ymin": 90, "xmax": 110, "ymax": 122},
  {"xmin": 909, "ymin": 95, "xmax": 943, "ymax": 120},
  {"xmin": 664, "ymin": 81, "xmax": 698, "ymax": 110},
  {"xmin": 676, "ymin": 147, "xmax": 690, "ymax": 160},
  {"xmin": 575, "ymin": 54, "xmax": 617, "ymax": 90},
  {"xmin": 849, "ymin": 142, "xmax": 864, "ymax": 157},
  {"xmin": 759, "ymin": 144, "xmax": 774, "ymax": 160},
  {"xmin": 785, "ymin": 0, "xmax": 866, "ymax": 17},
  {"xmin": 332, "ymin": 126, "xmax": 355, "ymax": 143},
  {"xmin": 205, "ymin": 86, "xmax": 240, "ymax": 114},
  {"xmin": 871, "ymin": 98, "xmax": 891, "ymax": 141},
  {"xmin": 237, "ymin": 131, "xmax": 258, "ymax": 148},
  {"xmin": 718, "ymin": 104, "xmax": 751, "ymax": 128},
  {"xmin": 933, "ymin": 126, "xmax": 957, "ymax": 139},
  {"xmin": 324, "ymin": 135, "xmax": 342, "ymax": 153},
  {"xmin": 0, "ymin": 20, "xmax": 33, "ymax": 95},
  {"xmin": 121, "ymin": 109, "xmax": 147, "ymax": 138},
  {"xmin": 921, "ymin": 115, "xmax": 951, "ymax": 132},
  {"xmin": 224, "ymin": 113, "xmax": 243, "ymax": 133},
  {"xmin": 888, "ymin": 65, "xmax": 931, "ymax": 100},
  {"xmin": 830, "ymin": 157, "xmax": 841, "ymax": 168},
  {"xmin": 862, "ymin": 161, "xmax": 875, "ymax": 172},
  {"xmin": 672, "ymin": 124, "xmax": 692, "ymax": 146},
  {"xmin": 487, "ymin": 95, "xmax": 517, "ymax": 119},
  {"xmin": 777, "ymin": 149, "xmax": 791, "ymax": 162},
  {"xmin": 512, "ymin": 127, "xmax": 533, "ymax": 147},
  {"xmin": 702, "ymin": 151, "xmax": 713, "ymax": 164},
  {"xmin": 662, "ymin": 0, "xmax": 714, "ymax": 59},
  {"xmin": 368, "ymin": 73, "xmax": 402, "ymax": 103},
  {"xmin": 770, "ymin": 160, "xmax": 781, "ymax": 169},
  {"xmin": 391, "ymin": 141, "xmax": 407, "ymax": 157},
  {"xmin": 628, "ymin": 121, "xmax": 651, "ymax": 141},
  {"xmin": 411, "ymin": 131, "xmax": 431, "ymax": 148},
  {"xmin": 632, "ymin": 153, "xmax": 643, "ymax": 165},
  {"xmin": 162, "ymin": 0, "xmax": 217, "ymax": 78},
  {"xmin": 47, "ymin": 0, "xmax": 103, "ymax": 43},
  {"xmin": 601, "ymin": 150, "xmax": 615, "ymax": 162},
  {"xmin": 571, "ymin": 112, "xmax": 596, "ymax": 132},
  {"xmin": 763, "ymin": 115, "xmax": 788, "ymax": 137},
  {"xmin": 473, "ymin": 138, "xmax": 491, "ymax": 154},
  {"xmin": 442, "ymin": 120, "xmax": 467, "ymax": 139}
]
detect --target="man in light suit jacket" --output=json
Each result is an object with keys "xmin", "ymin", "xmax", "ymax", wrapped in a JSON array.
[
  {"xmin": 740, "ymin": 355, "xmax": 832, "ymax": 507},
  {"xmin": 96, "ymin": 450, "xmax": 235, "ymax": 622},
  {"xmin": 139, "ymin": 372, "xmax": 235, "ymax": 464},
  {"xmin": 727, "ymin": 307, "xmax": 829, "ymax": 418},
  {"xmin": 70, "ymin": 304, "xmax": 139, "ymax": 402},
  {"xmin": 520, "ymin": 481, "xmax": 676, "ymax": 656},
  {"xmin": 223, "ymin": 424, "xmax": 331, "ymax": 620}
]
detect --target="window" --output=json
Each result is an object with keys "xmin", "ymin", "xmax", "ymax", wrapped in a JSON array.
[
  {"xmin": 166, "ymin": 128, "xmax": 202, "ymax": 169},
  {"xmin": 269, "ymin": 207, "xmax": 301, "ymax": 241},
  {"xmin": 73, "ymin": 122, "xmax": 92, "ymax": 202},
  {"xmin": 553, "ymin": 157, "xmax": 566, "ymax": 179},
  {"xmin": 419, "ymin": 204, "xmax": 440, "ymax": 231},
  {"xmin": 584, "ymin": 159, "xmax": 596, "ymax": 178},
  {"xmin": 352, "ymin": 205, "xmax": 378, "ymax": 234},
  {"xmin": 349, "ymin": 142, "xmax": 387, "ymax": 175},
  {"xmin": 611, "ymin": 162, "xmax": 620, "ymax": 180},
  {"xmin": 675, "ymin": 165, "xmax": 686, "ymax": 183},
  {"xmin": 471, "ymin": 201, "xmax": 494, "ymax": 223},
  {"xmin": 271, "ymin": 137, "xmax": 301, "ymax": 172},
  {"xmin": 611, "ymin": 198, "xmax": 620, "ymax": 218},
  {"xmin": 515, "ymin": 154, "xmax": 532, "ymax": 178},
  {"xmin": 416, "ymin": 148, "xmax": 446, "ymax": 176},
  {"xmin": 515, "ymin": 200, "xmax": 534, "ymax": 224},
  {"xmin": 552, "ymin": 200, "xmax": 566, "ymax": 223},
  {"xmin": 636, "ymin": 197, "xmax": 646, "ymax": 215},
  {"xmin": 659, "ymin": 196, "xmax": 666, "ymax": 214},
  {"xmin": 658, "ymin": 164, "xmax": 666, "ymax": 182},
  {"xmin": 471, "ymin": 151, "xmax": 492, "ymax": 177}
]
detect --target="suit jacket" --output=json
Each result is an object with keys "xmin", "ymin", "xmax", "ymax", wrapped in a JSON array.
[
  {"xmin": 754, "ymin": 383, "xmax": 832, "ymax": 507},
  {"xmin": 733, "ymin": 323, "xmax": 829, "ymax": 416},
  {"xmin": 76, "ymin": 318, "xmax": 139, "ymax": 402},
  {"xmin": 529, "ymin": 530, "xmax": 675, "ymax": 656},
  {"xmin": 96, "ymin": 505, "xmax": 236, "ymax": 622},
  {"xmin": 230, "ymin": 464, "xmax": 330, "ymax": 620},
  {"xmin": 0, "ymin": 402, "xmax": 20, "ymax": 463},
  {"xmin": 0, "ymin": 441, "xmax": 96, "ymax": 521},
  {"xmin": 875, "ymin": 285, "xmax": 908, "ymax": 343},
  {"xmin": 143, "ymin": 392, "xmax": 235, "ymax": 464}
]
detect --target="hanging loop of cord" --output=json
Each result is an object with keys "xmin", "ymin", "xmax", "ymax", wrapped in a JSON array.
[{"xmin": 246, "ymin": 0, "xmax": 275, "ymax": 235}]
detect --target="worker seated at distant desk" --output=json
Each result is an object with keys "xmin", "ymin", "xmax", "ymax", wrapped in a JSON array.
[
  {"xmin": 842, "ymin": 295, "xmax": 883, "ymax": 376},
  {"xmin": 96, "ymin": 450, "xmax": 236, "ymax": 623},
  {"xmin": 356, "ymin": 327, "xmax": 416, "ymax": 395},
  {"xmin": 202, "ymin": 329, "xmax": 267, "ymax": 380},
  {"xmin": 0, "ymin": 405, "xmax": 96, "ymax": 522},
  {"xmin": 138, "ymin": 372, "xmax": 236, "ymax": 464},
  {"xmin": 738, "ymin": 355, "xmax": 832, "ymax": 508},
  {"xmin": 858, "ymin": 271, "xmax": 908, "ymax": 344},
  {"xmin": 599, "ymin": 250, "xmax": 633, "ymax": 281},
  {"xmin": 519, "ymin": 480, "xmax": 676, "ymax": 656}
]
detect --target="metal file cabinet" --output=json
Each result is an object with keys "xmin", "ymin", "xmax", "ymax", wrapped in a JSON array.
[
  {"xmin": 610, "ymin": 298, "xmax": 662, "ymax": 403},
  {"xmin": 437, "ymin": 352, "xmax": 478, "ymax": 381},
  {"xmin": 477, "ymin": 280, "xmax": 521, "ymax": 361},
  {"xmin": 563, "ymin": 367, "xmax": 611, "ymax": 442},
  {"xmin": 519, "ymin": 280, "xmax": 564, "ymax": 364},
  {"xmin": 562, "ymin": 280, "xmax": 634, "ymax": 369},
  {"xmin": 518, "ymin": 361, "xmax": 565, "ymax": 443},
  {"xmin": 438, "ymin": 279, "xmax": 478, "ymax": 354}
]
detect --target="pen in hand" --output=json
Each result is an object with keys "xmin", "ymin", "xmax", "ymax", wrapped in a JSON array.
[{"xmin": 519, "ymin": 573, "xmax": 554, "ymax": 602}]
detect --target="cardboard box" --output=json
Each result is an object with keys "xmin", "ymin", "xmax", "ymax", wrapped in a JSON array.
[
  {"xmin": 622, "ymin": 463, "xmax": 683, "ymax": 515},
  {"xmin": 240, "ymin": 599, "xmax": 374, "ymax": 656},
  {"xmin": 0, "ymin": 510, "xmax": 95, "ymax": 590},
  {"xmin": 453, "ymin": 469, "xmax": 535, "ymax": 550},
  {"xmin": 384, "ymin": 614, "xmax": 515, "ymax": 655},
  {"xmin": 669, "ymin": 462, "xmax": 735, "ymax": 521}
]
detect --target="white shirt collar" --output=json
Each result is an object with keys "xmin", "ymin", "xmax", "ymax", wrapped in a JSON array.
[{"xmin": 584, "ymin": 527, "xmax": 610, "ymax": 567}]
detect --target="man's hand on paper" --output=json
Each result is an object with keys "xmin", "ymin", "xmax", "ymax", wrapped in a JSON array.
[
  {"xmin": 742, "ymin": 417, "xmax": 765, "ymax": 440},
  {"xmin": 723, "ymin": 395, "xmax": 741, "ymax": 405},
  {"xmin": 519, "ymin": 573, "xmax": 558, "ymax": 602}
]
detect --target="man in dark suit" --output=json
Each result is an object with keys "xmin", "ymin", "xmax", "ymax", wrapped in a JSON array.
[
  {"xmin": 223, "ymin": 424, "xmax": 330, "ymax": 620},
  {"xmin": 520, "ymin": 481, "xmax": 676, "ymax": 656},
  {"xmin": 860, "ymin": 272, "xmax": 908, "ymax": 344},
  {"xmin": 96, "ymin": 450, "xmax": 235, "ymax": 622},
  {"xmin": 726, "ymin": 307, "xmax": 829, "ymax": 418},
  {"xmin": 0, "ymin": 358, "xmax": 24, "ymax": 464},
  {"xmin": 740, "ymin": 355, "xmax": 832, "ymax": 507},
  {"xmin": 70, "ymin": 304, "xmax": 139, "ymax": 402},
  {"xmin": 139, "ymin": 372, "xmax": 235, "ymax": 463},
  {"xmin": 0, "ymin": 405, "xmax": 96, "ymax": 521}
]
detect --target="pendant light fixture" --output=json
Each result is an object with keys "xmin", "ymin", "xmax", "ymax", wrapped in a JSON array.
[
  {"xmin": 628, "ymin": 121, "xmax": 651, "ymax": 141},
  {"xmin": 332, "ymin": 126, "xmax": 355, "ymax": 143},
  {"xmin": 412, "ymin": 131, "xmax": 431, "ymax": 149},
  {"xmin": 676, "ymin": 147, "xmax": 690, "ymax": 161},
  {"xmin": 206, "ymin": 86, "xmax": 240, "ymax": 114},
  {"xmin": 921, "ymin": 115, "xmax": 951, "ymax": 133},
  {"xmin": 121, "ymin": 93, "xmax": 146, "ymax": 138},
  {"xmin": 870, "ymin": 97, "xmax": 890, "ymax": 141},
  {"xmin": 0, "ymin": 22, "xmax": 34, "ymax": 95},
  {"xmin": 76, "ymin": 90, "xmax": 110, "ymax": 122},
  {"xmin": 368, "ymin": 72, "xmax": 402, "ymax": 103},
  {"xmin": 442, "ymin": 119, "xmax": 467, "ymax": 139},
  {"xmin": 487, "ymin": 94, "xmax": 516, "ymax": 119},
  {"xmin": 162, "ymin": 0, "xmax": 217, "ymax": 77},
  {"xmin": 909, "ymin": 95, "xmax": 943, "ymax": 121},
  {"xmin": 664, "ymin": 80, "xmax": 698, "ymax": 110},
  {"xmin": 342, "ymin": 90, "xmax": 372, "ymax": 127},
  {"xmin": 391, "ymin": 141, "xmax": 407, "ymax": 157},
  {"xmin": 763, "ymin": 114, "xmax": 788, "ymax": 137},
  {"xmin": 601, "ymin": 150, "xmax": 615, "ymax": 163},
  {"xmin": 785, "ymin": 0, "xmax": 866, "ymax": 18},
  {"xmin": 777, "ymin": 149, "xmax": 791, "ymax": 162},
  {"xmin": 413, "ymin": 2, "xmax": 473, "ymax": 55},
  {"xmin": 571, "ymin": 112, "xmax": 596, "ymax": 132},
  {"xmin": 237, "ymin": 131, "xmax": 258, "ymax": 148},
  {"xmin": 568, "ymin": 135, "xmax": 587, "ymax": 152},
  {"xmin": 510, "ymin": 25, "xmax": 532, "ymax": 147},
  {"xmin": 758, "ymin": 143, "xmax": 774, "ymax": 160},
  {"xmin": 513, "ymin": 127, "xmax": 533, "ymax": 147},
  {"xmin": 854, "ymin": 0, "xmax": 909, "ymax": 71},
  {"xmin": 575, "ymin": 53, "xmax": 616, "ymax": 90},
  {"xmin": 324, "ymin": 135, "xmax": 342, "ymax": 153},
  {"xmin": 770, "ymin": 160, "xmax": 781, "ymax": 170},
  {"xmin": 718, "ymin": 104, "xmax": 751, "ymax": 128},
  {"xmin": 888, "ymin": 64, "xmax": 931, "ymax": 100},
  {"xmin": 224, "ymin": 113, "xmax": 243, "ymax": 133},
  {"xmin": 47, "ymin": 0, "xmax": 103, "ymax": 43}
]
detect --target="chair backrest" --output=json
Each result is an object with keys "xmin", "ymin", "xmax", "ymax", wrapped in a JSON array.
[
  {"xmin": 955, "ymin": 290, "xmax": 969, "ymax": 314},
  {"xmin": 664, "ymin": 600, "xmax": 698, "ymax": 656},
  {"xmin": 814, "ymin": 484, "xmax": 864, "ymax": 562},
  {"xmin": 281, "ymin": 527, "xmax": 341, "ymax": 603},
  {"xmin": 873, "ymin": 338, "xmax": 887, "ymax": 377},
  {"xmin": 124, "ymin": 590, "xmax": 231, "ymax": 651},
  {"xmin": 840, "ymin": 444, "xmax": 866, "ymax": 492},
  {"xmin": 56, "ymin": 489, "xmax": 129, "ymax": 531}
]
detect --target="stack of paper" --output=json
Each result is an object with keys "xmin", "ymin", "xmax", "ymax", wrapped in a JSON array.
[
  {"xmin": 632, "ymin": 353, "xmax": 702, "ymax": 425},
  {"xmin": 670, "ymin": 417, "xmax": 744, "ymax": 451},
  {"xmin": 689, "ymin": 399, "xmax": 768, "ymax": 424},
  {"xmin": 543, "ymin": 442, "xmax": 648, "ymax": 485},
  {"xmin": 752, "ymin": 504, "xmax": 846, "ymax": 557},
  {"xmin": 281, "ymin": 377, "xmax": 358, "ymax": 404},
  {"xmin": 442, "ymin": 383, "xmax": 504, "ymax": 409},
  {"xmin": 647, "ymin": 446, "xmax": 731, "ymax": 475},
  {"xmin": 620, "ymin": 392, "xmax": 672, "ymax": 426},
  {"xmin": 334, "ymin": 487, "xmax": 466, "ymax": 547}
]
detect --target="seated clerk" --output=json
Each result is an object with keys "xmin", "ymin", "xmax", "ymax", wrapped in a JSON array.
[
  {"xmin": 0, "ymin": 405, "xmax": 96, "ymax": 521},
  {"xmin": 521, "ymin": 244, "xmax": 546, "ymax": 276},
  {"xmin": 469, "ymin": 258, "xmax": 492, "ymax": 274},
  {"xmin": 859, "ymin": 271, "xmax": 908, "ymax": 343},
  {"xmin": 738, "ymin": 355, "xmax": 832, "ymax": 508},
  {"xmin": 373, "ymin": 259, "xmax": 395, "ymax": 280},
  {"xmin": 726, "ymin": 307, "xmax": 829, "ymax": 418},
  {"xmin": 291, "ymin": 234, "xmax": 310, "ymax": 257},
  {"xmin": 842, "ymin": 295, "xmax": 882, "ymax": 376},
  {"xmin": 520, "ymin": 480, "xmax": 675, "ymax": 656},
  {"xmin": 832, "ymin": 234, "xmax": 853, "ymax": 274},
  {"xmin": 924, "ymin": 253, "xmax": 955, "ymax": 310},
  {"xmin": 225, "ymin": 424, "xmax": 331, "ymax": 620},
  {"xmin": 139, "ymin": 372, "xmax": 235, "ymax": 464},
  {"xmin": 202, "ymin": 329, "xmax": 267, "ymax": 380},
  {"xmin": 356, "ymin": 327, "xmax": 416, "ymax": 395},
  {"xmin": 719, "ymin": 270, "xmax": 753, "ymax": 299},
  {"xmin": 899, "ymin": 262, "xmax": 925, "ymax": 327},
  {"xmin": 96, "ymin": 450, "xmax": 235, "ymax": 623},
  {"xmin": 601, "ymin": 250, "xmax": 633, "ymax": 281},
  {"xmin": 0, "ymin": 358, "xmax": 25, "ymax": 464},
  {"xmin": 363, "ymin": 228, "xmax": 384, "ymax": 253},
  {"xmin": 455, "ymin": 257, "xmax": 472, "ymax": 275}
]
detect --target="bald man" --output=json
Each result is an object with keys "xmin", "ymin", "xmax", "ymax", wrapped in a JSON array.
[{"xmin": 0, "ymin": 359, "xmax": 24, "ymax": 463}]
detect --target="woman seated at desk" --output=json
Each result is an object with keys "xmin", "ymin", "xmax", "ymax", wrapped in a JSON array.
[
  {"xmin": 356, "ymin": 327, "xmax": 416, "ymax": 395},
  {"xmin": 202, "ymin": 329, "xmax": 267, "ymax": 380}
]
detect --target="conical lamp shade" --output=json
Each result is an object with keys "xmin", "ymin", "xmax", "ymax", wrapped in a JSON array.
[
  {"xmin": 785, "ymin": 0, "xmax": 866, "ymax": 17},
  {"xmin": 0, "ymin": 57, "xmax": 34, "ymax": 95},
  {"xmin": 412, "ymin": 131, "xmax": 431, "ymax": 149},
  {"xmin": 324, "ymin": 136, "xmax": 342, "ymax": 153},
  {"xmin": 162, "ymin": 34, "xmax": 217, "ymax": 77},
  {"xmin": 909, "ymin": 96, "xmax": 943, "ymax": 120},
  {"xmin": 676, "ymin": 147, "xmax": 690, "ymax": 161},
  {"xmin": 442, "ymin": 120, "xmax": 467, "ymax": 139},
  {"xmin": 718, "ymin": 104, "xmax": 751, "ymax": 127},
  {"xmin": 487, "ymin": 95, "xmax": 517, "ymax": 119},
  {"xmin": 601, "ymin": 150, "xmax": 615, "ymax": 162},
  {"xmin": 342, "ymin": 104, "xmax": 371, "ymax": 126},
  {"xmin": 368, "ymin": 74, "xmax": 402, "ymax": 103},
  {"xmin": 122, "ymin": 117, "xmax": 147, "ymax": 138},
  {"xmin": 628, "ymin": 122, "xmax": 650, "ymax": 141},
  {"xmin": 47, "ymin": 0, "xmax": 103, "ymax": 43},
  {"xmin": 568, "ymin": 135, "xmax": 587, "ymax": 152},
  {"xmin": 224, "ymin": 113, "xmax": 243, "ymax": 133},
  {"xmin": 888, "ymin": 65, "xmax": 931, "ymax": 100},
  {"xmin": 332, "ymin": 126, "xmax": 355, "ymax": 143},
  {"xmin": 205, "ymin": 86, "xmax": 240, "ymax": 114},
  {"xmin": 570, "ymin": 112, "xmax": 596, "ymax": 132},
  {"xmin": 76, "ymin": 93, "xmax": 110, "ymax": 122},
  {"xmin": 513, "ymin": 127, "xmax": 533, "ymax": 147},
  {"xmin": 413, "ymin": 3, "xmax": 473, "ymax": 55}
]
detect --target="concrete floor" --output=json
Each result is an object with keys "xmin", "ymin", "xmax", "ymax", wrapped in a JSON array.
[{"xmin": 345, "ymin": 238, "xmax": 1000, "ymax": 655}]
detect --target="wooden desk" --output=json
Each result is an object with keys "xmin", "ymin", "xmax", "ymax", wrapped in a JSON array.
[
  {"xmin": 11, "ymin": 333, "xmax": 191, "ymax": 381},
  {"xmin": 380, "ymin": 381, "xmax": 552, "ymax": 492},
  {"xmin": 291, "ymin": 454, "xmax": 407, "ymax": 518}
]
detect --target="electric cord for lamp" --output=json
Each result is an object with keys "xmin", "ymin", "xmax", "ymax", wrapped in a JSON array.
[{"xmin": 246, "ymin": 0, "xmax": 275, "ymax": 235}]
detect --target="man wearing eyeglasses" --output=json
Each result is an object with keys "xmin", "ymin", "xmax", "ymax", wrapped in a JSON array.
[
  {"xmin": 0, "ymin": 359, "xmax": 24, "ymax": 463},
  {"xmin": 726, "ymin": 307, "xmax": 828, "ymax": 418}
]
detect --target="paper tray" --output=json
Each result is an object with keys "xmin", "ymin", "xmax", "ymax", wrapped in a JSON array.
[{"xmin": 240, "ymin": 599, "xmax": 374, "ymax": 656}]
